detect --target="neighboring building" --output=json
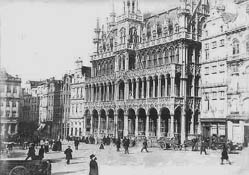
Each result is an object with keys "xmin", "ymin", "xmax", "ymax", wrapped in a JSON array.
[
  {"xmin": 68, "ymin": 58, "xmax": 91, "ymax": 138},
  {"xmin": 37, "ymin": 78, "xmax": 63, "ymax": 139},
  {"xmin": 62, "ymin": 73, "xmax": 72, "ymax": 139},
  {"xmin": 0, "ymin": 68, "xmax": 21, "ymax": 140},
  {"xmin": 201, "ymin": 0, "xmax": 249, "ymax": 144},
  {"xmin": 19, "ymin": 81, "xmax": 41, "ymax": 140},
  {"xmin": 84, "ymin": 0, "xmax": 209, "ymax": 143}
]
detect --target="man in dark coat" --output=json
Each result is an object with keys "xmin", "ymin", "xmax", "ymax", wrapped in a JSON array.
[
  {"xmin": 123, "ymin": 137, "xmax": 129, "ymax": 154},
  {"xmin": 39, "ymin": 145, "xmax": 45, "ymax": 160},
  {"xmin": 25, "ymin": 144, "xmax": 36, "ymax": 160},
  {"xmin": 221, "ymin": 144, "xmax": 231, "ymax": 165},
  {"xmin": 64, "ymin": 146, "xmax": 73, "ymax": 164},
  {"xmin": 116, "ymin": 137, "xmax": 121, "ymax": 152},
  {"xmin": 200, "ymin": 139, "xmax": 207, "ymax": 155},
  {"xmin": 141, "ymin": 138, "xmax": 149, "ymax": 152},
  {"xmin": 74, "ymin": 139, "xmax": 80, "ymax": 150},
  {"xmin": 89, "ymin": 154, "xmax": 98, "ymax": 175}
]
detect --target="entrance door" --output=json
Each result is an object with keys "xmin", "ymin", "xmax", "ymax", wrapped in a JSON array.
[
  {"xmin": 244, "ymin": 125, "xmax": 249, "ymax": 147},
  {"xmin": 203, "ymin": 126, "xmax": 210, "ymax": 138}
]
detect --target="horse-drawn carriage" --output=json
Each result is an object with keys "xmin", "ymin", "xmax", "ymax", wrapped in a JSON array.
[
  {"xmin": 0, "ymin": 160, "xmax": 51, "ymax": 175},
  {"xmin": 157, "ymin": 136, "xmax": 182, "ymax": 150}
]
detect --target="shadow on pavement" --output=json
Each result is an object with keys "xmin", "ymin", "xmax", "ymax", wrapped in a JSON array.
[{"xmin": 53, "ymin": 169, "xmax": 87, "ymax": 175}]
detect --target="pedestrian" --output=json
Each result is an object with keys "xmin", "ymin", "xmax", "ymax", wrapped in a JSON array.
[
  {"xmin": 123, "ymin": 137, "xmax": 129, "ymax": 154},
  {"xmin": 89, "ymin": 154, "xmax": 98, "ymax": 175},
  {"xmin": 39, "ymin": 145, "xmax": 45, "ymax": 160},
  {"xmin": 64, "ymin": 146, "xmax": 73, "ymax": 164},
  {"xmin": 58, "ymin": 139, "xmax": 62, "ymax": 151},
  {"xmin": 25, "ymin": 143, "xmax": 36, "ymax": 160},
  {"xmin": 99, "ymin": 141, "xmax": 104, "ymax": 149},
  {"xmin": 200, "ymin": 139, "xmax": 207, "ymax": 155},
  {"xmin": 116, "ymin": 137, "xmax": 121, "ymax": 152},
  {"xmin": 74, "ymin": 139, "xmax": 80, "ymax": 150},
  {"xmin": 221, "ymin": 144, "xmax": 231, "ymax": 165},
  {"xmin": 141, "ymin": 138, "xmax": 149, "ymax": 152},
  {"xmin": 44, "ymin": 140, "xmax": 49, "ymax": 153}
]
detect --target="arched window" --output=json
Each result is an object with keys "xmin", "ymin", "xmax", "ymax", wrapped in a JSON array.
[
  {"xmin": 122, "ymin": 56, "xmax": 125, "ymax": 70},
  {"xmin": 232, "ymin": 39, "xmax": 239, "ymax": 55},
  {"xmin": 147, "ymin": 22, "xmax": 151, "ymax": 40},
  {"xmin": 164, "ymin": 49, "xmax": 169, "ymax": 64},
  {"xmin": 120, "ymin": 28, "xmax": 126, "ymax": 44},
  {"xmin": 175, "ymin": 47, "xmax": 179, "ymax": 63},
  {"xmin": 157, "ymin": 22, "xmax": 162, "ymax": 37},
  {"xmin": 170, "ymin": 48, "xmax": 174, "ymax": 63}
]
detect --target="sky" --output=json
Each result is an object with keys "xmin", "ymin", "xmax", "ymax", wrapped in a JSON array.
[{"xmin": 0, "ymin": 0, "xmax": 234, "ymax": 82}]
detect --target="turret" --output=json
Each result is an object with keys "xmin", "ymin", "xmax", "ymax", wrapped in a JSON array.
[
  {"xmin": 123, "ymin": 0, "xmax": 137, "ymax": 14},
  {"xmin": 93, "ymin": 18, "xmax": 101, "ymax": 55}
]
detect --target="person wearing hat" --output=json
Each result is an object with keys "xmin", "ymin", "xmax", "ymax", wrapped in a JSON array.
[
  {"xmin": 89, "ymin": 154, "xmax": 98, "ymax": 175},
  {"xmin": 64, "ymin": 146, "xmax": 73, "ymax": 164},
  {"xmin": 25, "ymin": 143, "xmax": 36, "ymax": 160}
]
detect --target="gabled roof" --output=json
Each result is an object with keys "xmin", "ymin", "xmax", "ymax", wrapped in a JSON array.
[{"xmin": 221, "ymin": 12, "xmax": 238, "ymax": 24}]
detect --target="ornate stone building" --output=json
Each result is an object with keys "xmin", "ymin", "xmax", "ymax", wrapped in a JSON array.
[
  {"xmin": 201, "ymin": 0, "xmax": 249, "ymax": 144},
  {"xmin": 37, "ymin": 78, "xmax": 63, "ymax": 139},
  {"xmin": 62, "ymin": 73, "xmax": 72, "ymax": 139},
  {"xmin": 69, "ymin": 59, "xmax": 91, "ymax": 137},
  {"xmin": 0, "ymin": 68, "xmax": 21, "ymax": 140},
  {"xmin": 84, "ymin": 0, "xmax": 209, "ymax": 143}
]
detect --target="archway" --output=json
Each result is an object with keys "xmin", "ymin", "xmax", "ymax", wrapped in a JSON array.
[
  {"xmin": 107, "ymin": 109, "xmax": 115, "ymax": 136},
  {"xmin": 160, "ymin": 107, "xmax": 170, "ymax": 137},
  {"xmin": 137, "ymin": 108, "xmax": 146, "ymax": 136},
  {"xmin": 185, "ymin": 109, "xmax": 193, "ymax": 135},
  {"xmin": 119, "ymin": 80, "xmax": 125, "ymax": 100},
  {"xmin": 128, "ymin": 108, "xmax": 136, "ymax": 136},
  {"xmin": 92, "ymin": 110, "xmax": 98, "ymax": 134},
  {"xmin": 194, "ymin": 110, "xmax": 200, "ymax": 134},
  {"xmin": 85, "ymin": 109, "xmax": 91, "ymax": 133},
  {"xmin": 100, "ymin": 109, "xmax": 106, "ymax": 132},
  {"xmin": 174, "ymin": 107, "xmax": 181, "ymax": 136},
  {"xmin": 117, "ymin": 109, "xmax": 124, "ymax": 138},
  {"xmin": 148, "ymin": 108, "xmax": 158, "ymax": 137}
]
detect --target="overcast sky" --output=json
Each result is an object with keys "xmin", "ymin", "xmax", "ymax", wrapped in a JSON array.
[{"xmin": 0, "ymin": 0, "xmax": 234, "ymax": 82}]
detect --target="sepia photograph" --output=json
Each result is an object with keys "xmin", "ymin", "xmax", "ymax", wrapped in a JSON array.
[{"xmin": 0, "ymin": 0, "xmax": 249, "ymax": 174}]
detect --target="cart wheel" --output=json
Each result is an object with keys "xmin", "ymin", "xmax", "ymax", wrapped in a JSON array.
[
  {"xmin": 9, "ymin": 166, "xmax": 30, "ymax": 175},
  {"xmin": 160, "ymin": 143, "xmax": 166, "ymax": 149}
]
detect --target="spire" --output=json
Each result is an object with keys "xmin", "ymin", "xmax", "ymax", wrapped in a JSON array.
[{"xmin": 110, "ymin": 0, "xmax": 116, "ymax": 23}]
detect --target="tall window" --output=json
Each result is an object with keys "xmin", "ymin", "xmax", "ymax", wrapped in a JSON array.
[
  {"xmin": 120, "ymin": 28, "xmax": 126, "ymax": 44},
  {"xmin": 233, "ymin": 39, "xmax": 239, "ymax": 55}
]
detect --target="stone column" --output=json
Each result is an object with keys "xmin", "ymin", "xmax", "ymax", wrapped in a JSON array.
[
  {"xmin": 190, "ymin": 112, "xmax": 194, "ymax": 135},
  {"xmin": 181, "ymin": 109, "xmax": 186, "ymax": 144},
  {"xmin": 157, "ymin": 115, "xmax": 161, "ymax": 139},
  {"xmin": 136, "ymin": 79, "xmax": 139, "ymax": 99},
  {"xmin": 90, "ymin": 114, "xmax": 93, "ymax": 134},
  {"xmin": 171, "ymin": 76, "xmax": 175, "ymax": 97},
  {"xmin": 15, "ymin": 124, "xmax": 18, "ymax": 133},
  {"xmin": 124, "ymin": 113, "xmax": 128, "ymax": 136},
  {"xmin": 170, "ymin": 114, "xmax": 174, "ymax": 137},
  {"xmin": 106, "ymin": 115, "xmax": 109, "ymax": 135},
  {"xmin": 125, "ymin": 80, "xmax": 129, "ymax": 100},
  {"xmin": 8, "ymin": 124, "xmax": 11, "ymax": 134},
  {"xmin": 146, "ymin": 79, "xmax": 150, "ymax": 98},
  {"xmin": 142, "ymin": 79, "xmax": 145, "ymax": 98},
  {"xmin": 165, "ymin": 76, "xmax": 168, "ymax": 97},
  {"xmin": 107, "ymin": 84, "xmax": 110, "ymax": 101},
  {"xmin": 146, "ymin": 115, "xmax": 149, "ymax": 137},
  {"xmin": 131, "ymin": 80, "xmax": 134, "ymax": 99},
  {"xmin": 114, "ymin": 112, "xmax": 118, "ymax": 138},
  {"xmin": 158, "ymin": 76, "xmax": 161, "ymax": 98},
  {"xmin": 135, "ymin": 115, "xmax": 139, "ymax": 136},
  {"xmin": 98, "ymin": 114, "xmax": 101, "ymax": 136},
  {"xmin": 115, "ymin": 82, "xmax": 119, "ymax": 100},
  {"xmin": 153, "ymin": 77, "xmax": 156, "ymax": 98}
]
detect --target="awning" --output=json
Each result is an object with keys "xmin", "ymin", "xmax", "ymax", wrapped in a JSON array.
[
  {"xmin": 37, "ymin": 123, "xmax": 46, "ymax": 131},
  {"xmin": 200, "ymin": 118, "xmax": 226, "ymax": 123}
]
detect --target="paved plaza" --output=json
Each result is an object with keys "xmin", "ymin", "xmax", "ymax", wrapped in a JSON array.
[{"xmin": 2, "ymin": 142, "xmax": 249, "ymax": 175}]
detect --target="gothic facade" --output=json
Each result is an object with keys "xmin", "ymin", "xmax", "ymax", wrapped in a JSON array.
[{"xmin": 84, "ymin": 0, "xmax": 209, "ymax": 143}]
